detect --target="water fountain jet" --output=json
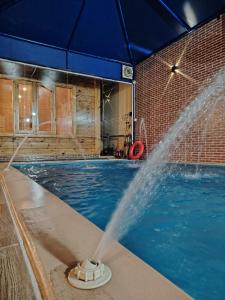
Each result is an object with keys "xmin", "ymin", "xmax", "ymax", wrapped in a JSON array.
[
  {"xmin": 3, "ymin": 120, "xmax": 53, "ymax": 171},
  {"xmin": 93, "ymin": 67, "xmax": 225, "ymax": 262},
  {"xmin": 139, "ymin": 117, "xmax": 149, "ymax": 156},
  {"xmin": 3, "ymin": 119, "xmax": 98, "ymax": 171},
  {"xmin": 67, "ymin": 259, "xmax": 111, "ymax": 289}
]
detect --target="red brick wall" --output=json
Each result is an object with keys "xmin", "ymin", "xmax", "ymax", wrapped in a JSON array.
[{"xmin": 135, "ymin": 14, "xmax": 225, "ymax": 163}]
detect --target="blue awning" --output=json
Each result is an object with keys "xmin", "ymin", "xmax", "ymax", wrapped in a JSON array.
[{"xmin": 0, "ymin": 0, "xmax": 224, "ymax": 81}]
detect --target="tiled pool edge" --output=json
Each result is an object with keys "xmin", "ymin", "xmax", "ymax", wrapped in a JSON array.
[{"xmin": 0, "ymin": 164, "xmax": 193, "ymax": 300}]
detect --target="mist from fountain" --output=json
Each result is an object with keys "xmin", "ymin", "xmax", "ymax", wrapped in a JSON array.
[{"xmin": 92, "ymin": 67, "xmax": 225, "ymax": 261}]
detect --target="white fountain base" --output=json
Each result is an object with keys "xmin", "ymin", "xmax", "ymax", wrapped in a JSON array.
[{"xmin": 67, "ymin": 259, "xmax": 112, "ymax": 289}]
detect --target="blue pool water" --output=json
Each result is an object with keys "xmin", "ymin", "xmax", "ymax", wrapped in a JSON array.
[{"xmin": 15, "ymin": 160, "xmax": 225, "ymax": 300}]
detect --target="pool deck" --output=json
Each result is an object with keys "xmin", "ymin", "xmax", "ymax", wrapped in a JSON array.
[{"xmin": 0, "ymin": 163, "xmax": 193, "ymax": 300}]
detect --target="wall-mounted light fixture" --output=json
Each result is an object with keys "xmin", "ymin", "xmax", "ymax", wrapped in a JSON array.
[{"xmin": 171, "ymin": 65, "xmax": 178, "ymax": 73}]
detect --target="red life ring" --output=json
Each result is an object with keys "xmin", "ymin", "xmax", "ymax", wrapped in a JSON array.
[{"xmin": 129, "ymin": 141, "xmax": 144, "ymax": 160}]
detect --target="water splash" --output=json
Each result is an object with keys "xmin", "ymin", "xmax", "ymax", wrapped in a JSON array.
[
  {"xmin": 4, "ymin": 120, "xmax": 52, "ymax": 171},
  {"xmin": 3, "ymin": 121, "xmax": 93, "ymax": 171},
  {"xmin": 181, "ymin": 172, "xmax": 220, "ymax": 180},
  {"xmin": 127, "ymin": 162, "xmax": 142, "ymax": 169},
  {"xmin": 93, "ymin": 67, "xmax": 225, "ymax": 261},
  {"xmin": 4, "ymin": 134, "xmax": 31, "ymax": 171},
  {"xmin": 182, "ymin": 172, "xmax": 203, "ymax": 180},
  {"xmin": 139, "ymin": 117, "xmax": 149, "ymax": 156},
  {"xmin": 72, "ymin": 137, "xmax": 92, "ymax": 168},
  {"xmin": 194, "ymin": 94, "xmax": 220, "ymax": 175}
]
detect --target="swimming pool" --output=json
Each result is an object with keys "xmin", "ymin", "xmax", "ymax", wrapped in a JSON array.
[{"xmin": 15, "ymin": 160, "xmax": 225, "ymax": 300}]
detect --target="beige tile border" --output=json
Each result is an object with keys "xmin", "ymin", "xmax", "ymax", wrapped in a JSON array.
[{"xmin": 0, "ymin": 164, "xmax": 192, "ymax": 300}]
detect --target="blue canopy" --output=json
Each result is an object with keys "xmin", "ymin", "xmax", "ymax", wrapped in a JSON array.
[{"xmin": 0, "ymin": 0, "xmax": 224, "ymax": 81}]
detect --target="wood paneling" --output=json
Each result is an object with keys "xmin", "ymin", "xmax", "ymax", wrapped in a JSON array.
[
  {"xmin": 0, "ymin": 79, "xmax": 13, "ymax": 133},
  {"xmin": 38, "ymin": 86, "xmax": 52, "ymax": 132},
  {"xmin": 18, "ymin": 83, "xmax": 33, "ymax": 131},
  {"xmin": 0, "ymin": 136, "xmax": 98, "ymax": 156},
  {"xmin": 56, "ymin": 86, "xmax": 73, "ymax": 135},
  {"xmin": 76, "ymin": 83, "xmax": 95, "ymax": 137},
  {"xmin": 0, "ymin": 77, "xmax": 101, "ymax": 159}
]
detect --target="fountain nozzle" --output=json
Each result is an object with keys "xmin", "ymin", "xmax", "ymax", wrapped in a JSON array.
[{"xmin": 67, "ymin": 259, "xmax": 112, "ymax": 289}]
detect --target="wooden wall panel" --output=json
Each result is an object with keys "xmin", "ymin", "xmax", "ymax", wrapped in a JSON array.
[
  {"xmin": 0, "ymin": 136, "xmax": 97, "ymax": 156},
  {"xmin": 56, "ymin": 87, "xmax": 73, "ymax": 135},
  {"xmin": 76, "ymin": 83, "xmax": 95, "ymax": 137},
  {"xmin": 0, "ymin": 79, "xmax": 13, "ymax": 133},
  {"xmin": 38, "ymin": 86, "xmax": 52, "ymax": 131},
  {"xmin": 0, "ymin": 77, "xmax": 101, "ymax": 159},
  {"xmin": 18, "ymin": 83, "xmax": 33, "ymax": 131}
]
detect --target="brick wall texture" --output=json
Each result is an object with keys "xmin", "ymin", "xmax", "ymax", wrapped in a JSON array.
[{"xmin": 135, "ymin": 14, "xmax": 225, "ymax": 163}]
